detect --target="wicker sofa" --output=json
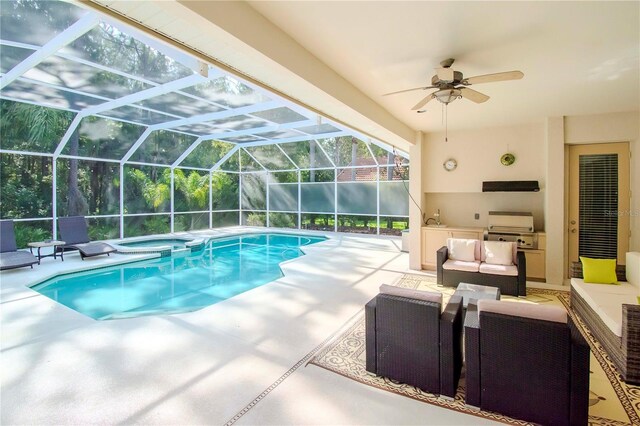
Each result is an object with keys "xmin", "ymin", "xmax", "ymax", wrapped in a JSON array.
[
  {"xmin": 437, "ymin": 239, "xmax": 526, "ymax": 297},
  {"xmin": 570, "ymin": 252, "xmax": 640, "ymax": 385}
]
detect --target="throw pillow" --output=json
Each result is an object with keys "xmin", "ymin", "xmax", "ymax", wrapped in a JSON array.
[
  {"xmin": 483, "ymin": 241, "xmax": 514, "ymax": 266},
  {"xmin": 447, "ymin": 238, "xmax": 477, "ymax": 262},
  {"xmin": 580, "ymin": 257, "xmax": 618, "ymax": 284}
]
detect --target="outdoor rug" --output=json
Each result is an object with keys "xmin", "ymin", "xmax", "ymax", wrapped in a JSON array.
[{"xmin": 308, "ymin": 274, "xmax": 640, "ymax": 425}]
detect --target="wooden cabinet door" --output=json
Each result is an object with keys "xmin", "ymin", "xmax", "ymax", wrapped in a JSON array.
[
  {"xmin": 422, "ymin": 229, "xmax": 449, "ymax": 269},
  {"xmin": 524, "ymin": 250, "xmax": 546, "ymax": 280}
]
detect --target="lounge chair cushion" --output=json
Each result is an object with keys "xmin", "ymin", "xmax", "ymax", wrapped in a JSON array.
[
  {"xmin": 0, "ymin": 251, "xmax": 39, "ymax": 270},
  {"xmin": 442, "ymin": 259, "xmax": 481, "ymax": 273}
]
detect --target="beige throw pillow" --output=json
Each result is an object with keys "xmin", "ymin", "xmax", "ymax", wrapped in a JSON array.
[
  {"xmin": 483, "ymin": 241, "xmax": 514, "ymax": 266},
  {"xmin": 447, "ymin": 238, "xmax": 477, "ymax": 262}
]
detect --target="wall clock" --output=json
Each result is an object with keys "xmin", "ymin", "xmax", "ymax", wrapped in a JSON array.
[
  {"xmin": 500, "ymin": 153, "xmax": 516, "ymax": 166},
  {"xmin": 443, "ymin": 158, "xmax": 457, "ymax": 171}
]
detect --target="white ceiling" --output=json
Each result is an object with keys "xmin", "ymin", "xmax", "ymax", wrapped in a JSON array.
[{"xmin": 247, "ymin": 1, "xmax": 640, "ymax": 132}]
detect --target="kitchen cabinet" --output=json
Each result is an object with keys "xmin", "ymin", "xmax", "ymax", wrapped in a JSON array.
[
  {"xmin": 421, "ymin": 227, "xmax": 484, "ymax": 270},
  {"xmin": 523, "ymin": 232, "xmax": 546, "ymax": 281},
  {"xmin": 523, "ymin": 250, "xmax": 546, "ymax": 281}
]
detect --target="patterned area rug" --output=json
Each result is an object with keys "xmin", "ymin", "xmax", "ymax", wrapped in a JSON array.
[{"xmin": 309, "ymin": 274, "xmax": 640, "ymax": 425}]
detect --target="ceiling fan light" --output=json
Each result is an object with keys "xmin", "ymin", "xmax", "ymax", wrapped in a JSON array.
[{"xmin": 434, "ymin": 89, "xmax": 461, "ymax": 105}]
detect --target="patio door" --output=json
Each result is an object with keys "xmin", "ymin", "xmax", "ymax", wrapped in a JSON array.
[{"xmin": 568, "ymin": 142, "xmax": 630, "ymax": 269}]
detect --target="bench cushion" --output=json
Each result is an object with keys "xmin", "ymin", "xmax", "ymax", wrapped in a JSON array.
[
  {"xmin": 442, "ymin": 259, "xmax": 480, "ymax": 273},
  {"xmin": 571, "ymin": 278, "xmax": 638, "ymax": 337},
  {"xmin": 479, "ymin": 262, "xmax": 518, "ymax": 276}
]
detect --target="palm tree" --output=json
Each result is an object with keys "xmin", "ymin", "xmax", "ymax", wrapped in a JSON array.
[{"xmin": 173, "ymin": 169, "xmax": 209, "ymax": 228}]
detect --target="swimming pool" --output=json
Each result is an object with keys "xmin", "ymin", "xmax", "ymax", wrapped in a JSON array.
[{"xmin": 31, "ymin": 233, "xmax": 327, "ymax": 320}]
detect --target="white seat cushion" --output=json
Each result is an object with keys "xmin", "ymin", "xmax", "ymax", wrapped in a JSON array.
[
  {"xmin": 479, "ymin": 262, "xmax": 518, "ymax": 276},
  {"xmin": 571, "ymin": 278, "xmax": 639, "ymax": 337},
  {"xmin": 442, "ymin": 259, "xmax": 481, "ymax": 273}
]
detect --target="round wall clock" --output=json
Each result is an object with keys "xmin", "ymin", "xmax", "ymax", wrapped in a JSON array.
[
  {"xmin": 443, "ymin": 158, "xmax": 457, "ymax": 171},
  {"xmin": 500, "ymin": 153, "xmax": 516, "ymax": 166}
]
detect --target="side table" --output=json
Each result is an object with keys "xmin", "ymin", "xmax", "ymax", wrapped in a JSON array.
[{"xmin": 28, "ymin": 240, "xmax": 66, "ymax": 263}]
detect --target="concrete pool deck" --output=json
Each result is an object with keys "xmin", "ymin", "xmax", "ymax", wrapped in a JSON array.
[{"xmin": 1, "ymin": 227, "xmax": 498, "ymax": 425}]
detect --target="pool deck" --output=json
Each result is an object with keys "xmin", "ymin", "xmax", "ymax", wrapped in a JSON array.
[{"xmin": 1, "ymin": 227, "xmax": 498, "ymax": 425}]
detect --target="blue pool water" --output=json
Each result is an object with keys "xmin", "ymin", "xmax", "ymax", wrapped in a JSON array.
[
  {"xmin": 32, "ymin": 233, "xmax": 326, "ymax": 320},
  {"xmin": 119, "ymin": 238, "xmax": 192, "ymax": 250}
]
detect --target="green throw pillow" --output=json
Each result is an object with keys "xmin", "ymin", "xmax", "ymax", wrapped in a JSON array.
[{"xmin": 580, "ymin": 257, "xmax": 618, "ymax": 284}]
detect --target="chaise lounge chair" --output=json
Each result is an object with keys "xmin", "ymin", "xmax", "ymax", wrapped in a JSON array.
[
  {"xmin": 57, "ymin": 216, "xmax": 116, "ymax": 260},
  {"xmin": 0, "ymin": 220, "xmax": 39, "ymax": 271}
]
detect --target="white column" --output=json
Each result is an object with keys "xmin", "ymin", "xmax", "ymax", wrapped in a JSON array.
[
  {"xmin": 545, "ymin": 117, "xmax": 566, "ymax": 285},
  {"xmin": 409, "ymin": 131, "xmax": 424, "ymax": 270}
]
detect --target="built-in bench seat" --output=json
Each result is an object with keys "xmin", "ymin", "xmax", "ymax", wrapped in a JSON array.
[{"xmin": 570, "ymin": 252, "xmax": 640, "ymax": 385}]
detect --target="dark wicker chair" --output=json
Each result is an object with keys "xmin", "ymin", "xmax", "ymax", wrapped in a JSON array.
[
  {"xmin": 57, "ymin": 216, "xmax": 116, "ymax": 260},
  {"xmin": 0, "ymin": 220, "xmax": 39, "ymax": 270},
  {"xmin": 437, "ymin": 244, "xmax": 526, "ymax": 296},
  {"xmin": 365, "ymin": 290, "xmax": 463, "ymax": 398},
  {"xmin": 464, "ymin": 301, "xmax": 590, "ymax": 426}
]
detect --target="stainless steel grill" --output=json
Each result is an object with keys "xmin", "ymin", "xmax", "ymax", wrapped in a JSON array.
[{"xmin": 484, "ymin": 211, "xmax": 537, "ymax": 249}]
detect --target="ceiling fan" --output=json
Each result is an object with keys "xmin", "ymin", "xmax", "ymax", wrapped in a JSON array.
[{"xmin": 383, "ymin": 58, "xmax": 524, "ymax": 111}]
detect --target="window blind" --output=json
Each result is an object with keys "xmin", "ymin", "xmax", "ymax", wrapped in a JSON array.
[{"xmin": 579, "ymin": 154, "xmax": 618, "ymax": 259}]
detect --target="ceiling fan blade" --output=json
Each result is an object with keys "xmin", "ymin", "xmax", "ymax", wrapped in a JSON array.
[
  {"xmin": 464, "ymin": 70, "xmax": 524, "ymax": 85},
  {"xmin": 460, "ymin": 87, "xmax": 490, "ymax": 103},
  {"xmin": 382, "ymin": 86, "xmax": 437, "ymax": 96},
  {"xmin": 411, "ymin": 93, "xmax": 436, "ymax": 110},
  {"xmin": 436, "ymin": 67, "xmax": 455, "ymax": 82}
]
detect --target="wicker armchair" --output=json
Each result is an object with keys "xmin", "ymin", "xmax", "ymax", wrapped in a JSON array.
[
  {"xmin": 365, "ymin": 287, "xmax": 463, "ymax": 398},
  {"xmin": 464, "ymin": 300, "xmax": 590, "ymax": 425}
]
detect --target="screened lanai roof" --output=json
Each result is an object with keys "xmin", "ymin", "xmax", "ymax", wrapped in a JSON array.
[{"xmin": 0, "ymin": 0, "xmax": 408, "ymax": 173}]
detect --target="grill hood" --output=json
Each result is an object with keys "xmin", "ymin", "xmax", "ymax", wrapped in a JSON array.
[{"xmin": 482, "ymin": 180, "xmax": 540, "ymax": 192}]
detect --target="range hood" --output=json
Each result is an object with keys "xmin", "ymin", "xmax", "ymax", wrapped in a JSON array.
[{"xmin": 482, "ymin": 180, "xmax": 540, "ymax": 192}]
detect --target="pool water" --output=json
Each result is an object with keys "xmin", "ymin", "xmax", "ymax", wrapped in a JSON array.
[
  {"xmin": 119, "ymin": 238, "xmax": 192, "ymax": 250},
  {"xmin": 32, "ymin": 233, "xmax": 326, "ymax": 320}
]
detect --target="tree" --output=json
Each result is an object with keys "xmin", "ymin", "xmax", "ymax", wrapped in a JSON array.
[{"xmin": 173, "ymin": 169, "xmax": 209, "ymax": 229}]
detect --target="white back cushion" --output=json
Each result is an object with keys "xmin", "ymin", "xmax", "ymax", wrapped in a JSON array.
[
  {"xmin": 447, "ymin": 238, "xmax": 477, "ymax": 262},
  {"xmin": 379, "ymin": 284, "xmax": 443, "ymax": 304},
  {"xmin": 483, "ymin": 241, "xmax": 515, "ymax": 266},
  {"xmin": 478, "ymin": 299, "xmax": 568, "ymax": 324},
  {"xmin": 626, "ymin": 252, "xmax": 640, "ymax": 289}
]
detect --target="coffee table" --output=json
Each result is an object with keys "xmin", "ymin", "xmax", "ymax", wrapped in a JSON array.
[
  {"xmin": 28, "ymin": 240, "xmax": 66, "ymax": 262},
  {"xmin": 454, "ymin": 283, "xmax": 501, "ymax": 308}
]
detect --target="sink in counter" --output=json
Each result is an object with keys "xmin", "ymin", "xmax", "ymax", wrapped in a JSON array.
[{"xmin": 426, "ymin": 224, "xmax": 448, "ymax": 228}]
